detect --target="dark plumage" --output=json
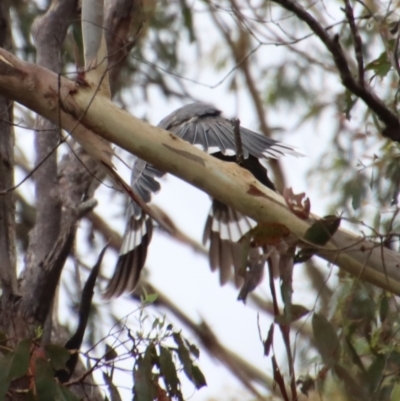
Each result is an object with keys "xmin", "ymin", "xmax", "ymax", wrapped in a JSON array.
[{"xmin": 103, "ymin": 103, "xmax": 301, "ymax": 298}]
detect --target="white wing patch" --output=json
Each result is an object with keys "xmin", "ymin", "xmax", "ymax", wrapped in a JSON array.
[
  {"xmin": 211, "ymin": 214, "xmax": 257, "ymax": 242},
  {"xmin": 262, "ymin": 143, "xmax": 304, "ymax": 159},
  {"xmin": 120, "ymin": 216, "xmax": 148, "ymax": 255}
]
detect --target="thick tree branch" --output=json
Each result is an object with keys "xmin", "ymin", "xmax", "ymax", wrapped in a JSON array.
[
  {"xmin": 23, "ymin": 0, "xmax": 78, "ymax": 299},
  {"xmin": 82, "ymin": 0, "xmax": 110, "ymax": 96},
  {"xmin": 270, "ymin": 0, "xmax": 400, "ymax": 141},
  {"xmin": 0, "ymin": 0, "xmax": 18, "ymax": 308},
  {"xmin": 0, "ymin": 49, "xmax": 400, "ymax": 295}
]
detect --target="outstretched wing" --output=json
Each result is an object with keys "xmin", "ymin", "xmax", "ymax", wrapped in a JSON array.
[{"xmin": 158, "ymin": 103, "xmax": 301, "ymax": 159}]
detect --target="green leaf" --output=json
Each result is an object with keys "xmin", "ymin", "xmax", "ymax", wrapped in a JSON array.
[
  {"xmin": 351, "ymin": 180, "xmax": 365, "ymax": 210},
  {"xmin": 45, "ymin": 344, "xmax": 71, "ymax": 371},
  {"xmin": 35, "ymin": 358, "xmax": 79, "ymax": 401},
  {"xmin": 295, "ymin": 216, "xmax": 341, "ymax": 263},
  {"xmin": 365, "ymin": 51, "xmax": 392, "ymax": 78},
  {"xmin": 387, "ymin": 351, "xmax": 400, "ymax": 367},
  {"xmin": 379, "ymin": 293, "xmax": 389, "ymax": 323},
  {"xmin": 391, "ymin": 384, "xmax": 400, "ymax": 401},
  {"xmin": 304, "ymin": 215, "xmax": 341, "ymax": 245},
  {"xmin": 312, "ymin": 313, "xmax": 340, "ymax": 366},
  {"xmin": 35, "ymin": 358, "xmax": 55, "ymax": 383},
  {"xmin": 333, "ymin": 363, "xmax": 367, "ymax": 401},
  {"xmin": 173, "ymin": 333, "xmax": 193, "ymax": 377},
  {"xmin": 159, "ymin": 346, "xmax": 181, "ymax": 397},
  {"xmin": 104, "ymin": 344, "xmax": 118, "ymax": 362},
  {"xmin": 145, "ymin": 343, "xmax": 158, "ymax": 366},
  {"xmin": 151, "ymin": 318, "xmax": 160, "ymax": 332},
  {"xmin": 133, "ymin": 355, "xmax": 156, "ymax": 401},
  {"xmin": 344, "ymin": 336, "xmax": 365, "ymax": 374},
  {"xmin": 366, "ymin": 355, "xmax": 386, "ymax": 396},
  {"xmin": 179, "ymin": 0, "xmax": 195, "ymax": 42},
  {"xmin": 8, "ymin": 338, "xmax": 31, "ymax": 381},
  {"xmin": 0, "ymin": 353, "xmax": 12, "ymax": 400},
  {"xmin": 142, "ymin": 293, "xmax": 158, "ymax": 305},
  {"xmin": 57, "ymin": 386, "xmax": 81, "ymax": 401},
  {"xmin": 103, "ymin": 372, "xmax": 122, "ymax": 401},
  {"xmin": 172, "ymin": 333, "xmax": 205, "ymax": 389},
  {"xmin": 190, "ymin": 365, "xmax": 207, "ymax": 389},
  {"xmin": 187, "ymin": 343, "xmax": 200, "ymax": 359},
  {"xmin": 36, "ymin": 381, "xmax": 61, "ymax": 401}
]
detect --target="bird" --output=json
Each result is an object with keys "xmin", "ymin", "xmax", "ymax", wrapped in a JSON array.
[{"xmin": 103, "ymin": 103, "xmax": 301, "ymax": 299}]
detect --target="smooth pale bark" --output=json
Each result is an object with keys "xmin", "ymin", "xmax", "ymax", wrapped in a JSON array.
[
  {"xmin": 23, "ymin": 0, "xmax": 78, "ymax": 305},
  {"xmin": 0, "ymin": 0, "xmax": 17, "ymax": 308},
  {"xmin": 0, "ymin": 48, "xmax": 400, "ymax": 294},
  {"xmin": 82, "ymin": 0, "xmax": 110, "ymax": 97}
]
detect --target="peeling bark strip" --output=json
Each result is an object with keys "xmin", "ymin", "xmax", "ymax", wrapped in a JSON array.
[
  {"xmin": 0, "ymin": 48, "xmax": 400, "ymax": 294},
  {"xmin": 163, "ymin": 143, "xmax": 206, "ymax": 165}
]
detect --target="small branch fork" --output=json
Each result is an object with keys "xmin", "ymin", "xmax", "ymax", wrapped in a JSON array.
[{"xmin": 270, "ymin": 0, "xmax": 400, "ymax": 141}]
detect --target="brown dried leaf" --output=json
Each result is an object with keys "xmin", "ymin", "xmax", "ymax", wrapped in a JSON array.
[
  {"xmin": 264, "ymin": 324, "xmax": 274, "ymax": 356},
  {"xmin": 240, "ymin": 222, "xmax": 290, "ymax": 247},
  {"xmin": 272, "ymin": 355, "xmax": 290, "ymax": 401},
  {"xmin": 283, "ymin": 187, "xmax": 310, "ymax": 219}
]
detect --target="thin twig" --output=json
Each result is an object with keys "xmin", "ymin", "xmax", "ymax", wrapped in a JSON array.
[
  {"xmin": 393, "ymin": 20, "xmax": 400, "ymax": 79},
  {"xmin": 0, "ymin": 137, "xmax": 64, "ymax": 195},
  {"xmin": 343, "ymin": 0, "xmax": 364, "ymax": 86},
  {"xmin": 270, "ymin": 0, "xmax": 400, "ymax": 141}
]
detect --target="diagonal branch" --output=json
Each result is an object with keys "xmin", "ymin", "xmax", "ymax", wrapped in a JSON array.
[{"xmin": 0, "ymin": 48, "xmax": 400, "ymax": 295}]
